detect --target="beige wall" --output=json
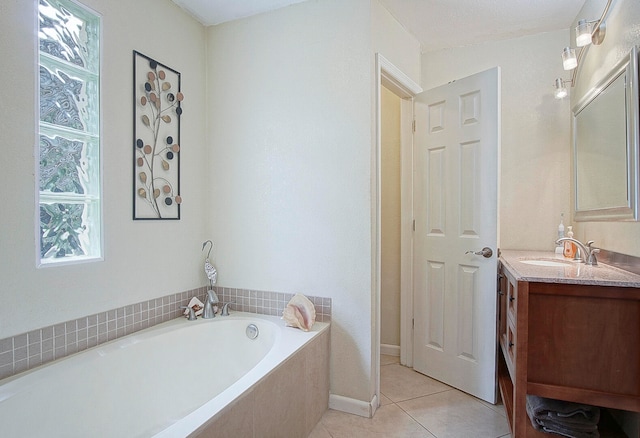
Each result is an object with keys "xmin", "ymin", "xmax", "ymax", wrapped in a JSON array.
[
  {"xmin": 570, "ymin": 0, "xmax": 640, "ymax": 257},
  {"xmin": 0, "ymin": 0, "xmax": 208, "ymax": 339},
  {"xmin": 423, "ymin": 30, "xmax": 572, "ymax": 251},
  {"xmin": 206, "ymin": 0, "xmax": 374, "ymax": 403},
  {"xmin": 205, "ymin": 0, "xmax": 421, "ymax": 406},
  {"xmin": 380, "ymin": 86, "xmax": 401, "ymax": 348},
  {"xmin": 371, "ymin": 0, "xmax": 421, "ymax": 83}
]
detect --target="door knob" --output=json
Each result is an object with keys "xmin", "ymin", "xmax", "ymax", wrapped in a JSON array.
[{"xmin": 465, "ymin": 247, "xmax": 493, "ymax": 258}]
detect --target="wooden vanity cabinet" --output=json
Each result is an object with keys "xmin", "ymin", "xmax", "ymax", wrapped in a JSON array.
[{"xmin": 497, "ymin": 261, "xmax": 640, "ymax": 437}]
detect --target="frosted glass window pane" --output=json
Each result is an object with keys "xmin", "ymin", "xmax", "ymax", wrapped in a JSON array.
[
  {"xmin": 39, "ymin": 134, "xmax": 87, "ymax": 194},
  {"xmin": 39, "ymin": 64, "xmax": 98, "ymax": 133},
  {"xmin": 38, "ymin": 0, "xmax": 99, "ymax": 72},
  {"xmin": 39, "ymin": 202, "xmax": 87, "ymax": 259}
]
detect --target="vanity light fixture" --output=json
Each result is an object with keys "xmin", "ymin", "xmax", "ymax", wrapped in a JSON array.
[
  {"xmin": 554, "ymin": 0, "xmax": 612, "ymax": 98},
  {"xmin": 553, "ymin": 78, "xmax": 575, "ymax": 99},
  {"xmin": 562, "ymin": 47, "xmax": 578, "ymax": 70},
  {"xmin": 576, "ymin": 17, "xmax": 607, "ymax": 47},
  {"xmin": 576, "ymin": 19, "xmax": 594, "ymax": 47}
]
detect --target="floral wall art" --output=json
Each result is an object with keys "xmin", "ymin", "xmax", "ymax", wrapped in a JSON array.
[{"xmin": 133, "ymin": 51, "xmax": 183, "ymax": 219}]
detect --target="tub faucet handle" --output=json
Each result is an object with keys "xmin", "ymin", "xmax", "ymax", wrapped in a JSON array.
[
  {"xmin": 180, "ymin": 306, "xmax": 197, "ymax": 321},
  {"xmin": 221, "ymin": 302, "xmax": 235, "ymax": 316}
]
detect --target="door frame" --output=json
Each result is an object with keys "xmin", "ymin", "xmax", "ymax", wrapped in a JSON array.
[{"xmin": 374, "ymin": 53, "xmax": 421, "ymax": 408}]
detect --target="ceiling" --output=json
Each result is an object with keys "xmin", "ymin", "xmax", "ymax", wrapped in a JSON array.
[
  {"xmin": 172, "ymin": 0, "xmax": 586, "ymax": 52},
  {"xmin": 171, "ymin": 0, "xmax": 308, "ymax": 26}
]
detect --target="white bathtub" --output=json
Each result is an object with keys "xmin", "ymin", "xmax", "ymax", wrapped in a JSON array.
[{"xmin": 0, "ymin": 312, "xmax": 329, "ymax": 437}]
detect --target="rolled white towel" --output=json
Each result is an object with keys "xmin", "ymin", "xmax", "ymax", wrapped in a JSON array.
[{"xmin": 184, "ymin": 297, "xmax": 205, "ymax": 317}]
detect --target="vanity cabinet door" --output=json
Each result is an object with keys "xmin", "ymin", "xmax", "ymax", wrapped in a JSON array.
[
  {"xmin": 499, "ymin": 267, "xmax": 518, "ymax": 377},
  {"xmin": 505, "ymin": 320, "xmax": 516, "ymax": 370},
  {"xmin": 506, "ymin": 276, "xmax": 517, "ymax": 325},
  {"xmin": 497, "ymin": 268, "xmax": 507, "ymax": 345}
]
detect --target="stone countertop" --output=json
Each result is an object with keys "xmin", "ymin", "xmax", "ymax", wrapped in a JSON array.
[{"xmin": 499, "ymin": 249, "xmax": 640, "ymax": 288}]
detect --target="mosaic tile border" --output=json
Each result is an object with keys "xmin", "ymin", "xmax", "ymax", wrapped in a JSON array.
[
  {"xmin": 214, "ymin": 287, "xmax": 332, "ymax": 322},
  {"xmin": 0, "ymin": 287, "xmax": 330, "ymax": 381}
]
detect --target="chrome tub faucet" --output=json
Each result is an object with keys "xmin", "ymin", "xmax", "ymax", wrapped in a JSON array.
[{"xmin": 203, "ymin": 289, "xmax": 219, "ymax": 319}]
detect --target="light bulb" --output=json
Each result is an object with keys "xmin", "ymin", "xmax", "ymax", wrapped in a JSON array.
[
  {"xmin": 576, "ymin": 19, "xmax": 593, "ymax": 47},
  {"xmin": 554, "ymin": 78, "xmax": 568, "ymax": 99},
  {"xmin": 562, "ymin": 47, "xmax": 577, "ymax": 70}
]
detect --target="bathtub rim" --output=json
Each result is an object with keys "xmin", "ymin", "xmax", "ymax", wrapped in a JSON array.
[
  {"xmin": 0, "ymin": 313, "xmax": 274, "ymax": 388},
  {"xmin": 0, "ymin": 311, "xmax": 329, "ymax": 438}
]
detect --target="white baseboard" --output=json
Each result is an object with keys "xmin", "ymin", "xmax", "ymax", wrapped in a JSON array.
[
  {"xmin": 329, "ymin": 393, "xmax": 378, "ymax": 418},
  {"xmin": 380, "ymin": 344, "xmax": 400, "ymax": 357},
  {"xmin": 371, "ymin": 393, "xmax": 379, "ymax": 417}
]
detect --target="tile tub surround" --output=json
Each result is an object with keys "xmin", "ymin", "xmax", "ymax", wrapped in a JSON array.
[
  {"xmin": 0, "ymin": 287, "xmax": 331, "ymax": 381},
  {"xmin": 194, "ymin": 324, "xmax": 330, "ymax": 437}
]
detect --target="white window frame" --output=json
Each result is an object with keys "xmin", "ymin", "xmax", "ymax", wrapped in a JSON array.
[{"xmin": 35, "ymin": 0, "xmax": 103, "ymax": 267}]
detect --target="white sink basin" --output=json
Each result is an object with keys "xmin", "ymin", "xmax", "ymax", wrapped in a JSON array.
[{"xmin": 519, "ymin": 259, "xmax": 570, "ymax": 267}]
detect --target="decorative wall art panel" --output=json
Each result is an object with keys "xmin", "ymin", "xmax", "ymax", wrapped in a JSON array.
[{"xmin": 133, "ymin": 51, "xmax": 183, "ymax": 219}]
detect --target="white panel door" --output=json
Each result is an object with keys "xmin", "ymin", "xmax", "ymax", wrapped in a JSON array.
[{"xmin": 413, "ymin": 67, "xmax": 500, "ymax": 403}]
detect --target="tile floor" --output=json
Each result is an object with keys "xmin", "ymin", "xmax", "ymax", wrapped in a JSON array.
[{"xmin": 309, "ymin": 355, "xmax": 511, "ymax": 438}]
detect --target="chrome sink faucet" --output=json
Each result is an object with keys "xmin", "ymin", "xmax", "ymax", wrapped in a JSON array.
[{"xmin": 555, "ymin": 237, "xmax": 600, "ymax": 266}]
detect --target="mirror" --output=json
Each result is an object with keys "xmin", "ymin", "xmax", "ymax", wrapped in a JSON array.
[{"xmin": 572, "ymin": 46, "xmax": 639, "ymax": 221}]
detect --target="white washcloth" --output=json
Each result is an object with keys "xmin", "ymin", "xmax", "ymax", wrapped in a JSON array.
[{"xmin": 184, "ymin": 297, "xmax": 205, "ymax": 317}]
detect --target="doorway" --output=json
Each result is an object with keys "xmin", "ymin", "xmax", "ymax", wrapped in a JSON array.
[
  {"xmin": 374, "ymin": 54, "xmax": 422, "ymax": 413},
  {"xmin": 380, "ymin": 85, "xmax": 402, "ymax": 360},
  {"xmin": 372, "ymin": 55, "xmax": 499, "ymax": 411}
]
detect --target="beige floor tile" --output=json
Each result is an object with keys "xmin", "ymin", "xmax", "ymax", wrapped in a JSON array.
[
  {"xmin": 479, "ymin": 397, "xmax": 506, "ymax": 417},
  {"xmin": 380, "ymin": 354, "xmax": 400, "ymax": 366},
  {"xmin": 381, "ymin": 364, "xmax": 451, "ymax": 403},
  {"xmin": 312, "ymin": 362, "xmax": 511, "ymax": 437},
  {"xmin": 398, "ymin": 389, "xmax": 511, "ymax": 438},
  {"xmin": 308, "ymin": 421, "xmax": 334, "ymax": 438},
  {"xmin": 316, "ymin": 405, "xmax": 435, "ymax": 438},
  {"xmin": 379, "ymin": 393, "xmax": 393, "ymax": 406}
]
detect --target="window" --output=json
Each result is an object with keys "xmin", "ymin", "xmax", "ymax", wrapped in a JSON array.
[{"xmin": 37, "ymin": 0, "xmax": 101, "ymax": 265}]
